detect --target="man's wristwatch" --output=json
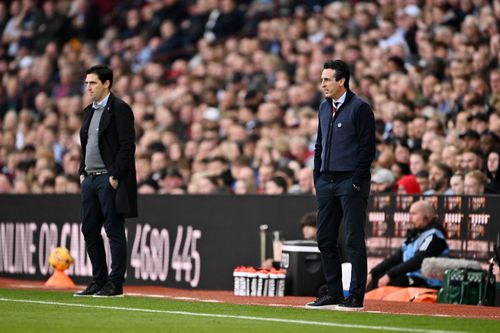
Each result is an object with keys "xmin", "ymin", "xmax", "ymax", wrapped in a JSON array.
[{"xmin": 353, "ymin": 183, "xmax": 361, "ymax": 191}]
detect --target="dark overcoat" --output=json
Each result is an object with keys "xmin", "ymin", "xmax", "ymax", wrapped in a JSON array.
[{"xmin": 79, "ymin": 93, "xmax": 138, "ymax": 218}]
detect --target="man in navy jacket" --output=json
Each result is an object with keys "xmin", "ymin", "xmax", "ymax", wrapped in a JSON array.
[{"xmin": 306, "ymin": 60, "xmax": 375, "ymax": 311}]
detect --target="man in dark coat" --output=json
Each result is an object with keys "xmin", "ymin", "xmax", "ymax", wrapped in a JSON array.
[
  {"xmin": 306, "ymin": 59, "xmax": 376, "ymax": 311},
  {"xmin": 75, "ymin": 65, "xmax": 137, "ymax": 297}
]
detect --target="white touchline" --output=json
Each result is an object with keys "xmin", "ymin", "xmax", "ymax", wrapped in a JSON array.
[{"xmin": 0, "ymin": 297, "xmax": 467, "ymax": 333}]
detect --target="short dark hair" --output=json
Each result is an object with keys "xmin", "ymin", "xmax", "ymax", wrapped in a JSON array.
[
  {"xmin": 86, "ymin": 65, "xmax": 113, "ymax": 89},
  {"xmin": 270, "ymin": 176, "xmax": 287, "ymax": 192},
  {"xmin": 323, "ymin": 59, "xmax": 350, "ymax": 89},
  {"xmin": 415, "ymin": 170, "xmax": 429, "ymax": 178},
  {"xmin": 300, "ymin": 211, "xmax": 317, "ymax": 228},
  {"xmin": 430, "ymin": 162, "xmax": 453, "ymax": 180},
  {"xmin": 65, "ymin": 174, "xmax": 80, "ymax": 186},
  {"xmin": 411, "ymin": 149, "xmax": 430, "ymax": 162},
  {"xmin": 393, "ymin": 113, "xmax": 410, "ymax": 124},
  {"xmin": 276, "ymin": 166, "xmax": 294, "ymax": 179}
]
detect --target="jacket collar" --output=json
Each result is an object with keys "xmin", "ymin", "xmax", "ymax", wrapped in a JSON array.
[
  {"xmin": 85, "ymin": 92, "xmax": 115, "ymax": 113},
  {"xmin": 83, "ymin": 93, "xmax": 115, "ymax": 136},
  {"xmin": 406, "ymin": 218, "xmax": 445, "ymax": 242},
  {"xmin": 92, "ymin": 92, "xmax": 111, "ymax": 110},
  {"xmin": 326, "ymin": 89, "xmax": 354, "ymax": 107}
]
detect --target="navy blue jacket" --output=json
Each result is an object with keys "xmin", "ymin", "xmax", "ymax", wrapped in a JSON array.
[{"xmin": 313, "ymin": 90, "xmax": 376, "ymax": 186}]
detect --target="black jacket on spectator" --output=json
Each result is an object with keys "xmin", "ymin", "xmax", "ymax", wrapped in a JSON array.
[
  {"xmin": 33, "ymin": 10, "xmax": 67, "ymax": 54},
  {"xmin": 485, "ymin": 161, "xmax": 500, "ymax": 194},
  {"xmin": 211, "ymin": 8, "xmax": 244, "ymax": 41}
]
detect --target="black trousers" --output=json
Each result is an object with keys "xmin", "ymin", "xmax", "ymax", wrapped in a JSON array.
[
  {"xmin": 81, "ymin": 174, "xmax": 126, "ymax": 287},
  {"xmin": 315, "ymin": 174, "xmax": 370, "ymax": 301}
]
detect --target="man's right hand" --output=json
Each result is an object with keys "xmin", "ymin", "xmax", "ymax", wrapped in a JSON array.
[{"xmin": 80, "ymin": 175, "xmax": 85, "ymax": 184}]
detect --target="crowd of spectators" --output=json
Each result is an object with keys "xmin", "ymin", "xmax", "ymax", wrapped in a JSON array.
[{"xmin": 0, "ymin": 0, "xmax": 499, "ymax": 196}]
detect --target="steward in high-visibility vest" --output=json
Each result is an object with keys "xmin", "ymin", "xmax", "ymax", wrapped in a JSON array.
[{"xmin": 367, "ymin": 200, "xmax": 449, "ymax": 290}]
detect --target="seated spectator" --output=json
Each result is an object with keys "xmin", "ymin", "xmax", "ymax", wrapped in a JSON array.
[
  {"xmin": 300, "ymin": 211, "xmax": 317, "ymax": 241},
  {"xmin": 289, "ymin": 135, "xmax": 314, "ymax": 166},
  {"xmin": 441, "ymin": 145, "xmax": 460, "ymax": 172},
  {"xmin": 203, "ymin": 0, "xmax": 244, "ymax": 42},
  {"xmin": 41, "ymin": 177, "xmax": 55, "ymax": 193},
  {"xmin": 460, "ymin": 148, "xmax": 483, "ymax": 173},
  {"xmin": 159, "ymin": 167, "xmax": 186, "ymax": 194},
  {"xmin": 54, "ymin": 174, "xmax": 68, "ymax": 194},
  {"xmin": 371, "ymin": 168, "xmax": 395, "ymax": 193},
  {"xmin": 409, "ymin": 150, "xmax": 429, "ymax": 176},
  {"xmin": 366, "ymin": 200, "xmax": 449, "ymax": 290},
  {"xmin": 459, "ymin": 129, "xmax": 481, "ymax": 151},
  {"xmin": 207, "ymin": 156, "xmax": 234, "ymax": 188},
  {"xmin": 233, "ymin": 177, "xmax": 257, "ymax": 194},
  {"xmin": 395, "ymin": 174, "xmax": 422, "ymax": 194},
  {"xmin": 0, "ymin": 173, "xmax": 13, "ymax": 193},
  {"xmin": 188, "ymin": 174, "xmax": 222, "ymax": 194},
  {"xmin": 138, "ymin": 179, "xmax": 159, "ymax": 194},
  {"xmin": 424, "ymin": 162, "xmax": 453, "ymax": 195},
  {"xmin": 65, "ymin": 174, "xmax": 80, "ymax": 193},
  {"xmin": 275, "ymin": 166, "xmax": 295, "ymax": 192},
  {"xmin": 470, "ymin": 113, "xmax": 489, "ymax": 136},
  {"xmin": 449, "ymin": 172, "xmax": 465, "ymax": 195},
  {"xmin": 464, "ymin": 169, "xmax": 487, "ymax": 195},
  {"xmin": 485, "ymin": 150, "xmax": 500, "ymax": 194},
  {"xmin": 33, "ymin": 0, "xmax": 66, "ymax": 54},
  {"xmin": 257, "ymin": 164, "xmax": 275, "ymax": 193},
  {"xmin": 152, "ymin": 19, "xmax": 185, "ymax": 62},
  {"xmin": 480, "ymin": 132, "xmax": 500, "ymax": 157},
  {"xmin": 415, "ymin": 170, "xmax": 430, "ymax": 193},
  {"xmin": 289, "ymin": 167, "xmax": 314, "ymax": 194},
  {"xmin": 391, "ymin": 162, "xmax": 411, "ymax": 181},
  {"xmin": 265, "ymin": 176, "xmax": 287, "ymax": 195},
  {"xmin": 13, "ymin": 177, "xmax": 30, "ymax": 194}
]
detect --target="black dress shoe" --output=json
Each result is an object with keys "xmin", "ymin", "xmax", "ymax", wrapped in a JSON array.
[
  {"xmin": 305, "ymin": 295, "xmax": 344, "ymax": 310},
  {"xmin": 336, "ymin": 295, "xmax": 364, "ymax": 311},
  {"xmin": 93, "ymin": 282, "xmax": 124, "ymax": 297},
  {"xmin": 73, "ymin": 283, "xmax": 103, "ymax": 297}
]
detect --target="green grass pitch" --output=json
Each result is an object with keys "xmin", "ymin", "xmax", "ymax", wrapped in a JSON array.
[{"xmin": 0, "ymin": 288, "xmax": 499, "ymax": 333}]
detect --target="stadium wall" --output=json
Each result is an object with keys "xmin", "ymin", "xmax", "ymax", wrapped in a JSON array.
[{"xmin": 0, "ymin": 194, "xmax": 498, "ymax": 290}]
